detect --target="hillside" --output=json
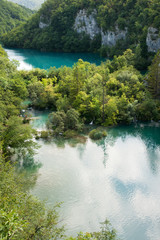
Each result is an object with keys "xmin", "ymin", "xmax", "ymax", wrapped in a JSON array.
[
  {"xmin": 7, "ymin": 0, "xmax": 45, "ymax": 10},
  {"xmin": 0, "ymin": 0, "xmax": 33, "ymax": 35},
  {"xmin": 2, "ymin": 0, "xmax": 160, "ymax": 68}
]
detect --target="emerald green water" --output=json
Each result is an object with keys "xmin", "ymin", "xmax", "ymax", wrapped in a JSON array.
[
  {"xmin": 28, "ymin": 111, "xmax": 160, "ymax": 240},
  {"xmin": 4, "ymin": 48, "xmax": 105, "ymax": 70}
]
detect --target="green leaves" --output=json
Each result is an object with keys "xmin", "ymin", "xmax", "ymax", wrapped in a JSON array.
[
  {"xmin": 0, "ymin": 0, "xmax": 33, "ymax": 35},
  {"xmin": 147, "ymin": 50, "xmax": 160, "ymax": 99},
  {"xmin": 47, "ymin": 108, "xmax": 83, "ymax": 136},
  {"xmin": 0, "ymin": 209, "xmax": 27, "ymax": 240},
  {"xmin": 0, "ymin": 158, "xmax": 65, "ymax": 240},
  {"xmin": 66, "ymin": 220, "xmax": 118, "ymax": 240}
]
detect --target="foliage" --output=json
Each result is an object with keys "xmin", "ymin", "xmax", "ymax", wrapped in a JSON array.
[
  {"xmin": 0, "ymin": 45, "xmax": 38, "ymax": 161},
  {"xmin": 0, "ymin": 157, "xmax": 65, "ymax": 240},
  {"xmin": 40, "ymin": 130, "xmax": 49, "ymax": 139},
  {"xmin": 64, "ymin": 130, "xmax": 77, "ymax": 139},
  {"xmin": 47, "ymin": 108, "xmax": 82, "ymax": 136},
  {"xmin": 147, "ymin": 51, "xmax": 160, "ymax": 99},
  {"xmin": 2, "ymin": 0, "xmax": 160, "ymax": 68},
  {"xmin": 27, "ymin": 76, "xmax": 59, "ymax": 109},
  {"xmin": 67, "ymin": 220, "xmax": 118, "ymax": 240},
  {"xmin": 89, "ymin": 128, "xmax": 107, "ymax": 140},
  {"xmin": 0, "ymin": 0, "xmax": 33, "ymax": 35},
  {"xmin": 16, "ymin": 49, "xmax": 160, "ymax": 126},
  {"xmin": 136, "ymin": 98, "xmax": 159, "ymax": 121}
]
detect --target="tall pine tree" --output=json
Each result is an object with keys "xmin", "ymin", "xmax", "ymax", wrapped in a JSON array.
[{"xmin": 148, "ymin": 51, "xmax": 160, "ymax": 99}]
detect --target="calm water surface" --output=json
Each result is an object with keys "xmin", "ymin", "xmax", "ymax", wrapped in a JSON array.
[
  {"xmin": 4, "ymin": 48, "xmax": 105, "ymax": 70},
  {"xmin": 28, "ymin": 111, "xmax": 160, "ymax": 240}
]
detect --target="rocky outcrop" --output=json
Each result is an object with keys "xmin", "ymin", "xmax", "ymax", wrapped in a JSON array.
[
  {"xmin": 146, "ymin": 27, "xmax": 160, "ymax": 52},
  {"xmin": 101, "ymin": 26, "xmax": 127, "ymax": 46},
  {"xmin": 73, "ymin": 9, "xmax": 100, "ymax": 40},
  {"xmin": 39, "ymin": 15, "xmax": 51, "ymax": 29},
  {"xmin": 74, "ymin": 10, "xmax": 127, "ymax": 47}
]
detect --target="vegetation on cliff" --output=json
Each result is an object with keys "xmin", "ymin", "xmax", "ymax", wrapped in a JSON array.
[
  {"xmin": 2, "ymin": 0, "xmax": 160, "ymax": 69},
  {"xmin": 0, "ymin": 0, "xmax": 33, "ymax": 35}
]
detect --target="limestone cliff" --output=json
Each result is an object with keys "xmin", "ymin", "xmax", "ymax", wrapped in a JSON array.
[
  {"xmin": 73, "ymin": 9, "xmax": 100, "ymax": 40},
  {"xmin": 73, "ymin": 10, "xmax": 127, "ymax": 47},
  {"xmin": 146, "ymin": 27, "xmax": 160, "ymax": 52},
  {"xmin": 101, "ymin": 26, "xmax": 127, "ymax": 47}
]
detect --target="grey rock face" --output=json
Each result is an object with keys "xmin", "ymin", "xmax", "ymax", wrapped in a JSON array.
[
  {"xmin": 74, "ymin": 9, "xmax": 100, "ymax": 40},
  {"xmin": 146, "ymin": 27, "xmax": 160, "ymax": 52},
  {"xmin": 74, "ymin": 10, "xmax": 127, "ymax": 47},
  {"xmin": 39, "ymin": 15, "xmax": 51, "ymax": 29},
  {"xmin": 101, "ymin": 26, "xmax": 127, "ymax": 46}
]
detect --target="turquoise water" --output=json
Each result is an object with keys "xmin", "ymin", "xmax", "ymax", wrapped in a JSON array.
[
  {"xmin": 28, "ymin": 112, "xmax": 160, "ymax": 240},
  {"xmin": 4, "ymin": 48, "xmax": 105, "ymax": 70},
  {"xmin": 29, "ymin": 109, "xmax": 50, "ymax": 130}
]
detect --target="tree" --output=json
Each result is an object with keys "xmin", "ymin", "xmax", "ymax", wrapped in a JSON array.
[
  {"xmin": 66, "ymin": 220, "xmax": 118, "ymax": 240},
  {"xmin": 99, "ymin": 64, "xmax": 109, "ymax": 123},
  {"xmin": 47, "ymin": 111, "xmax": 66, "ymax": 135},
  {"xmin": 2, "ymin": 116, "xmax": 37, "ymax": 160},
  {"xmin": 147, "ymin": 51, "xmax": 160, "ymax": 99},
  {"xmin": 0, "ymin": 157, "xmax": 65, "ymax": 240},
  {"xmin": 65, "ymin": 108, "xmax": 82, "ymax": 131},
  {"xmin": 47, "ymin": 109, "xmax": 82, "ymax": 135}
]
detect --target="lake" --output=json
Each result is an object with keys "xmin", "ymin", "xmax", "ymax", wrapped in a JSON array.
[
  {"xmin": 4, "ymin": 48, "xmax": 105, "ymax": 70},
  {"xmin": 27, "ymin": 110, "xmax": 160, "ymax": 240}
]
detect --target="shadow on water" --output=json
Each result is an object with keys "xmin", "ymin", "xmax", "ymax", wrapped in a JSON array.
[
  {"xmin": 40, "ymin": 135, "xmax": 88, "ymax": 149},
  {"xmin": 16, "ymin": 154, "xmax": 42, "ymax": 191}
]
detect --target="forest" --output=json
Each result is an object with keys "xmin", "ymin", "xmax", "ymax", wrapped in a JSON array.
[
  {"xmin": 20, "ymin": 49, "xmax": 160, "ymax": 129},
  {"xmin": 0, "ymin": 0, "xmax": 33, "ymax": 35}
]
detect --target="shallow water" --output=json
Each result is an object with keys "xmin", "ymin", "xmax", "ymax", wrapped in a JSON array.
[
  {"xmin": 4, "ymin": 48, "xmax": 105, "ymax": 70},
  {"xmin": 28, "ymin": 113, "xmax": 160, "ymax": 240}
]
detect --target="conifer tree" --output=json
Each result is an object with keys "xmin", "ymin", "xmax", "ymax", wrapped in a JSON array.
[{"xmin": 148, "ymin": 51, "xmax": 160, "ymax": 99}]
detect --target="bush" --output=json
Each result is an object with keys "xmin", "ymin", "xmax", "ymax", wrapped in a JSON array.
[
  {"xmin": 89, "ymin": 129, "xmax": 107, "ymax": 140},
  {"xmin": 64, "ymin": 130, "xmax": 77, "ymax": 139},
  {"xmin": 40, "ymin": 131, "xmax": 49, "ymax": 139}
]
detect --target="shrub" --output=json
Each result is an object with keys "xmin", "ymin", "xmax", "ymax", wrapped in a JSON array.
[
  {"xmin": 40, "ymin": 131, "xmax": 49, "ymax": 139},
  {"xmin": 89, "ymin": 129, "xmax": 107, "ymax": 140},
  {"xmin": 64, "ymin": 130, "xmax": 77, "ymax": 139}
]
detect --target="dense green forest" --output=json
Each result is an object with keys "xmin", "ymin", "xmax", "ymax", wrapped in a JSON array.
[
  {"xmin": 2, "ymin": 0, "xmax": 160, "ymax": 69},
  {"xmin": 19, "ymin": 49, "xmax": 160, "ymax": 130},
  {"xmin": 7, "ymin": 0, "xmax": 45, "ymax": 10},
  {"xmin": 0, "ymin": 0, "xmax": 33, "ymax": 35}
]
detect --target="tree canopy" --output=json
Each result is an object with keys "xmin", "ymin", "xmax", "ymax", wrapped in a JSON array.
[
  {"xmin": 0, "ymin": 0, "xmax": 33, "ymax": 35},
  {"xmin": 2, "ymin": 0, "xmax": 160, "ymax": 68}
]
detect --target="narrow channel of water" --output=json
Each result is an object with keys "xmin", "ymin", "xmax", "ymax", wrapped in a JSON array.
[{"xmin": 26, "ymin": 111, "xmax": 160, "ymax": 240}]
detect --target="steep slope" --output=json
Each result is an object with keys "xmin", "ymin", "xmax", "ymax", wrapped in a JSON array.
[
  {"xmin": 7, "ymin": 0, "xmax": 45, "ymax": 10},
  {"xmin": 2, "ymin": 0, "xmax": 160, "ymax": 63},
  {"xmin": 0, "ymin": 0, "xmax": 33, "ymax": 35}
]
